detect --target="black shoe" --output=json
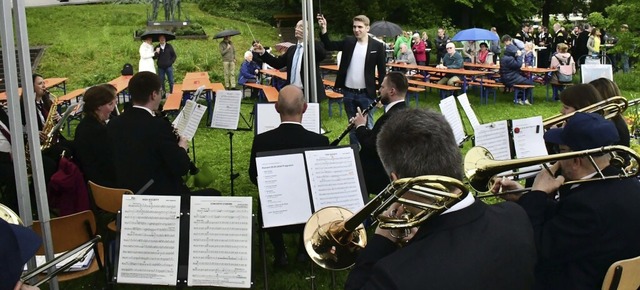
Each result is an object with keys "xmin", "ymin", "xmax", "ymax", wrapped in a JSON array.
[{"xmin": 273, "ymin": 251, "xmax": 288, "ymax": 268}]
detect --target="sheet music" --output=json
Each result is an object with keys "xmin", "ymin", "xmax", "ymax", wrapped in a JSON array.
[
  {"xmin": 305, "ymin": 147, "xmax": 365, "ymax": 213},
  {"xmin": 52, "ymin": 101, "xmax": 83, "ymax": 133},
  {"xmin": 456, "ymin": 93, "xmax": 481, "ymax": 129},
  {"xmin": 256, "ymin": 153, "xmax": 313, "ymax": 228},
  {"xmin": 439, "ymin": 96, "xmax": 466, "ymax": 144},
  {"xmin": 174, "ymin": 100, "xmax": 206, "ymax": 140},
  {"xmin": 117, "ymin": 195, "xmax": 181, "ymax": 285},
  {"xmin": 210, "ymin": 90, "xmax": 242, "ymax": 130},
  {"xmin": 176, "ymin": 100, "xmax": 196, "ymax": 133},
  {"xmin": 512, "ymin": 116, "xmax": 548, "ymax": 178},
  {"xmin": 188, "ymin": 196, "xmax": 252, "ymax": 288},
  {"xmin": 256, "ymin": 103, "xmax": 321, "ymax": 134},
  {"xmin": 474, "ymin": 120, "xmax": 511, "ymax": 161}
]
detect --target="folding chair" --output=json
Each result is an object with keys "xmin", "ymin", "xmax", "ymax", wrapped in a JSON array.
[
  {"xmin": 602, "ymin": 255, "xmax": 640, "ymax": 290},
  {"xmin": 88, "ymin": 181, "xmax": 133, "ymax": 232}
]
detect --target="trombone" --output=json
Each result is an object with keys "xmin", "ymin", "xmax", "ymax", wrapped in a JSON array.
[
  {"xmin": 464, "ymin": 145, "xmax": 640, "ymax": 198},
  {"xmin": 303, "ymin": 175, "xmax": 468, "ymax": 270},
  {"xmin": 543, "ymin": 96, "xmax": 628, "ymax": 129}
]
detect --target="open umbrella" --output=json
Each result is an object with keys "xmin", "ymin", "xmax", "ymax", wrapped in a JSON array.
[
  {"xmin": 369, "ymin": 21, "xmax": 403, "ymax": 37},
  {"xmin": 213, "ymin": 29, "xmax": 241, "ymax": 39},
  {"xmin": 139, "ymin": 30, "xmax": 175, "ymax": 42},
  {"xmin": 451, "ymin": 28, "xmax": 498, "ymax": 42}
]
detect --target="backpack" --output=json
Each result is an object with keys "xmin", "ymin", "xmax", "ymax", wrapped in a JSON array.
[
  {"xmin": 554, "ymin": 55, "xmax": 573, "ymax": 83},
  {"xmin": 121, "ymin": 63, "xmax": 134, "ymax": 76}
]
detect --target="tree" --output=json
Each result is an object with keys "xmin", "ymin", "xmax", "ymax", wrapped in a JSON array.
[{"xmin": 604, "ymin": 0, "xmax": 640, "ymax": 57}]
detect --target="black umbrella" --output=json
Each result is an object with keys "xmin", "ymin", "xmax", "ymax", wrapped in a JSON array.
[
  {"xmin": 139, "ymin": 30, "xmax": 176, "ymax": 42},
  {"xmin": 213, "ymin": 29, "xmax": 241, "ymax": 39},
  {"xmin": 369, "ymin": 21, "xmax": 403, "ymax": 37}
]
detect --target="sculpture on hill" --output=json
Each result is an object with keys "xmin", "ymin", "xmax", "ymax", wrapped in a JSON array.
[{"xmin": 150, "ymin": 0, "xmax": 183, "ymax": 23}]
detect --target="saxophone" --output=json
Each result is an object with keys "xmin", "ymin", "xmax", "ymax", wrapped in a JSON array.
[{"xmin": 40, "ymin": 90, "xmax": 60, "ymax": 151}]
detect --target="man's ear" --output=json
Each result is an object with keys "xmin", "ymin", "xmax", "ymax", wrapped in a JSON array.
[
  {"xmin": 275, "ymin": 102, "xmax": 281, "ymax": 114},
  {"xmin": 302, "ymin": 103, "xmax": 308, "ymax": 114}
]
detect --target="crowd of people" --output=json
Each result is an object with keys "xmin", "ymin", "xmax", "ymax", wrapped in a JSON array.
[{"xmin": 1, "ymin": 13, "xmax": 639, "ymax": 290}]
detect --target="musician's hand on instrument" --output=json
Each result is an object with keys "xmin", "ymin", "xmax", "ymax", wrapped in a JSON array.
[
  {"xmin": 53, "ymin": 112, "xmax": 62, "ymax": 122},
  {"xmin": 491, "ymin": 177, "xmax": 524, "ymax": 201},
  {"xmin": 38, "ymin": 131, "xmax": 46, "ymax": 142},
  {"xmin": 352, "ymin": 107, "xmax": 367, "ymax": 128},
  {"xmin": 178, "ymin": 136, "xmax": 189, "ymax": 150},
  {"xmin": 14, "ymin": 281, "xmax": 40, "ymax": 290},
  {"xmin": 532, "ymin": 165, "xmax": 564, "ymax": 194}
]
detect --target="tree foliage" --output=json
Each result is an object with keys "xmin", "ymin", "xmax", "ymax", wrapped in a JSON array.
[{"xmin": 604, "ymin": 0, "xmax": 640, "ymax": 57}]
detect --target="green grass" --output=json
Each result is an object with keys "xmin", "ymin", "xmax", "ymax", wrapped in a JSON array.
[{"xmin": 20, "ymin": 3, "xmax": 640, "ymax": 290}]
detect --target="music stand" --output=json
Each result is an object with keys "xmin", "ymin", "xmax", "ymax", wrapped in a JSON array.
[{"xmin": 209, "ymin": 90, "xmax": 244, "ymax": 196}]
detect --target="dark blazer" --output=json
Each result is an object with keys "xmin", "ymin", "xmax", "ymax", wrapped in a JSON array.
[
  {"xmin": 107, "ymin": 107, "xmax": 190, "ymax": 194},
  {"xmin": 249, "ymin": 123, "xmax": 329, "ymax": 185},
  {"xmin": 518, "ymin": 166, "xmax": 640, "ymax": 289},
  {"xmin": 255, "ymin": 41, "xmax": 327, "ymax": 101},
  {"xmin": 355, "ymin": 102, "xmax": 406, "ymax": 194},
  {"xmin": 153, "ymin": 43, "xmax": 177, "ymax": 69},
  {"xmin": 345, "ymin": 200, "xmax": 537, "ymax": 290},
  {"xmin": 74, "ymin": 116, "xmax": 115, "ymax": 187},
  {"xmin": 320, "ymin": 33, "xmax": 386, "ymax": 99}
]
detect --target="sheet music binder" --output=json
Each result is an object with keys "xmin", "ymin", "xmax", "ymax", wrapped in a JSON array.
[
  {"xmin": 255, "ymin": 145, "xmax": 368, "ymax": 229},
  {"xmin": 113, "ymin": 195, "xmax": 253, "ymax": 288}
]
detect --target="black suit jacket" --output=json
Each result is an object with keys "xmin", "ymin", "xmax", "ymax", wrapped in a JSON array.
[
  {"xmin": 355, "ymin": 102, "xmax": 406, "ymax": 194},
  {"xmin": 107, "ymin": 107, "xmax": 190, "ymax": 194},
  {"xmin": 320, "ymin": 33, "xmax": 386, "ymax": 99},
  {"xmin": 345, "ymin": 200, "xmax": 537, "ymax": 290},
  {"xmin": 74, "ymin": 116, "xmax": 116, "ymax": 187},
  {"xmin": 518, "ymin": 166, "xmax": 640, "ymax": 289},
  {"xmin": 255, "ymin": 41, "xmax": 327, "ymax": 101},
  {"xmin": 249, "ymin": 123, "xmax": 329, "ymax": 185}
]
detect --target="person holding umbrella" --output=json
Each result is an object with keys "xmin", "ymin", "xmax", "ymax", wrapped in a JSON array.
[
  {"xmin": 154, "ymin": 34, "xmax": 177, "ymax": 94},
  {"xmin": 220, "ymin": 36, "xmax": 236, "ymax": 90},
  {"xmin": 139, "ymin": 34, "xmax": 156, "ymax": 73}
]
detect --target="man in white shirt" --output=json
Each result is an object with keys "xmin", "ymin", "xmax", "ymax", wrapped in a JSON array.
[{"xmin": 318, "ymin": 14, "xmax": 386, "ymax": 145}]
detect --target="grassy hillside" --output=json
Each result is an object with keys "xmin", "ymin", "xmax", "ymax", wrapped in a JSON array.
[{"xmin": 20, "ymin": 3, "xmax": 640, "ymax": 290}]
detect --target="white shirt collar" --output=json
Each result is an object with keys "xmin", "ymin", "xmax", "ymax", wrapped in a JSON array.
[
  {"xmin": 441, "ymin": 191, "xmax": 475, "ymax": 215},
  {"xmin": 133, "ymin": 105, "xmax": 155, "ymax": 116},
  {"xmin": 280, "ymin": 121, "xmax": 302, "ymax": 125},
  {"xmin": 385, "ymin": 100, "xmax": 403, "ymax": 113}
]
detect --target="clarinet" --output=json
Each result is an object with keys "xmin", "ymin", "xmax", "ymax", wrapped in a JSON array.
[{"xmin": 330, "ymin": 96, "xmax": 381, "ymax": 146}]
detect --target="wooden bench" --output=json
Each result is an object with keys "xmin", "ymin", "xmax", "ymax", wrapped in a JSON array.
[
  {"xmin": 408, "ymin": 79, "xmax": 458, "ymax": 99},
  {"xmin": 244, "ymin": 83, "xmax": 279, "ymax": 102},
  {"xmin": 325, "ymin": 90, "xmax": 344, "ymax": 117},
  {"xmin": 322, "ymin": 79, "xmax": 336, "ymax": 90},
  {"xmin": 406, "ymin": 86, "xmax": 426, "ymax": 107},
  {"xmin": 163, "ymin": 84, "xmax": 183, "ymax": 112},
  {"xmin": 512, "ymin": 84, "xmax": 535, "ymax": 104},
  {"xmin": 466, "ymin": 81, "xmax": 505, "ymax": 104}
]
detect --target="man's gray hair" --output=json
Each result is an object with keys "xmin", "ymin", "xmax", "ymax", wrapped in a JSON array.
[{"xmin": 376, "ymin": 109, "xmax": 463, "ymax": 180}]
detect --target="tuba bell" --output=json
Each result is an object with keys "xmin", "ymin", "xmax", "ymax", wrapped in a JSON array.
[{"xmin": 303, "ymin": 175, "xmax": 469, "ymax": 270}]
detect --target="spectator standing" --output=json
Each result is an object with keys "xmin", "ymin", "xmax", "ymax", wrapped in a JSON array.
[
  {"xmin": 422, "ymin": 32, "xmax": 433, "ymax": 65},
  {"xmin": 490, "ymin": 27, "xmax": 501, "ymax": 63},
  {"xmin": 139, "ymin": 35, "xmax": 156, "ymax": 73},
  {"xmin": 587, "ymin": 28, "xmax": 602, "ymax": 56},
  {"xmin": 219, "ymin": 36, "xmax": 236, "ymax": 89},
  {"xmin": 412, "ymin": 33, "xmax": 427, "ymax": 66},
  {"xmin": 154, "ymin": 35, "xmax": 177, "ymax": 94},
  {"xmin": 394, "ymin": 31, "xmax": 411, "ymax": 59},
  {"xmin": 549, "ymin": 43, "xmax": 575, "ymax": 100},
  {"xmin": 435, "ymin": 28, "xmax": 450, "ymax": 64}
]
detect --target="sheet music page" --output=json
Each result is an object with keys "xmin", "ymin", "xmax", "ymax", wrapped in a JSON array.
[
  {"xmin": 305, "ymin": 147, "xmax": 365, "ymax": 213},
  {"xmin": 474, "ymin": 120, "xmax": 511, "ymax": 161},
  {"xmin": 456, "ymin": 93, "xmax": 481, "ymax": 129},
  {"xmin": 117, "ymin": 195, "xmax": 181, "ymax": 285},
  {"xmin": 301, "ymin": 103, "xmax": 320, "ymax": 134},
  {"xmin": 256, "ymin": 103, "xmax": 321, "ymax": 135},
  {"xmin": 439, "ymin": 96, "xmax": 466, "ymax": 144},
  {"xmin": 512, "ymin": 116, "xmax": 548, "ymax": 177},
  {"xmin": 181, "ymin": 103, "xmax": 206, "ymax": 141},
  {"xmin": 210, "ymin": 90, "xmax": 242, "ymax": 130},
  {"xmin": 256, "ymin": 153, "xmax": 313, "ymax": 228},
  {"xmin": 176, "ymin": 100, "xmax": 196, "ymax": 134},
  {"xmin": 188, "ymin": 196, "xmax": 252, "ymax": 288}
]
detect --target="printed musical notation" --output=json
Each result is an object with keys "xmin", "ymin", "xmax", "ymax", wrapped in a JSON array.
[
  {"xmin": 188, "ymin": 196, "xmax": 252, "ymax": 288},
  {"xmin": 255, "ymin": 153, "xmax": 313, "ymax": 228},
  {"xmin": 474, "ymin": 120, "xmax": 511, "ymax": 161},
  {"xmin": 440, "ymin": 95, "xmax": 467, "ymax": 145},
  {"xmin": 210, "ymin": 90, "xmax": 243, "ymax": 130},
  {"xmin": 117, "ymin": 195, "xmax": 181, "ymax": 285},
  {"xmin": 457, "ymin": 93, "xmax": 481, "ymax": 129},
  {"xmin": 305, "ymin": 147, "xmax": 365, "ymax": 214}
]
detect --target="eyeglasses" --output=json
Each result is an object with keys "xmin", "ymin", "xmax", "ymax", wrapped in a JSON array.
[{"xmin": 446, "ymin": 47, "xmax": 455, "ymax": 50}]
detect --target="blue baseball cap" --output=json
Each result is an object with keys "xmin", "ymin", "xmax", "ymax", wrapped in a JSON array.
[
  {"xmin": 544, "ymin": 112, "xmax": 619, "ymax": 151},
  {"xmin": 0, "ymin": 219, "xmax": 42, "ymax": 290}
]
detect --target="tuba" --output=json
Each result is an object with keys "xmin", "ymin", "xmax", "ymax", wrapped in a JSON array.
[{"xmin": 303, "ymin": 175, "xmax": 468, "ymax": 270}]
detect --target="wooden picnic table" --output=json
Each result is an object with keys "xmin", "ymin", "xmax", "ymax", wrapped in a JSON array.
[
  {"xmin": 0, "ymin": 77, "xmax": 69, "ymax": 101},
  {"xmin": 260, "ymin": 69, "xmax": 287, "ymax": 80},
  {"xmin": 319, "ymin": 64, "xmax": 339, "ymax": 72},
  {"xmin": 108, "ymin": 75, "xmax": 133, "ymax": 95},
  {"xmin": 184, "ymin": 72, "xmax": 210, "ymax": 81},
  {"xmin": 182, "ymin": 77, "xmax": 211, "ymax": 92},
  {"xmin": 464, "ymin": 62, "xmax": 500, "ymax": 70}
]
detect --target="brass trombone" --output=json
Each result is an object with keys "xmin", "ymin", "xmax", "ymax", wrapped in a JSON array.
[
  {"xmin": 303, "ymin": 175, "xmax": 468, "ymax": 270},
  {"xmin": 542, "ymin": 96, "xmax": 628, "ymax": 129},
  {"xmin": 464, "ymin": 145, "xmax": 640, "ymax": 197}
]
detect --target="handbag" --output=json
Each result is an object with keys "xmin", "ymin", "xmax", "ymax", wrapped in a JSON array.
[{"xmin": 554, "ymin": 55, "xmax": 573, "ymax": 83}]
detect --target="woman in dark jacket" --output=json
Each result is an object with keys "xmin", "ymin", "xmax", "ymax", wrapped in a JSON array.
[{"xmin": 500, "ymin": 42, "xmax": 534, "ymax": 105}]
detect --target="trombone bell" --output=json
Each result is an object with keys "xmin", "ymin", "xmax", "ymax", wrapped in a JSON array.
[{"xmin": 303, "ymin": 206, "xmax": 367, "ymax": 270}]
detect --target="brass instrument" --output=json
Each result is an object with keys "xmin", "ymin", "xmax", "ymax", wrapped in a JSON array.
[
  {"xmin": 303, "ymin": 175, "xmax": 468, "ymax": 270},
  {"xmin": 0, "ymin": 203, "xmax": 101, "ymax": 287},
  {"xmin": 330, "ymin": 97, "xmax": 381, "ymax": 146},
  {"xmin": 543, "ymin": 96, "xmax": 628, "ymax": 129},
  {"xmin": 628, "ymin": 98, "xmax": 640, "ymax": 108},
  {"xmin": 40, "ymin": 90, "xmax": 60, "ymax": 151},
  {"xmin": 464, "ymin": 145, "xmax": 640, "ymax": 197}
]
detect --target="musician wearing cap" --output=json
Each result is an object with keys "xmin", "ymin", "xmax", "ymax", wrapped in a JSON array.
[
  {"xmin": 494, "ymin": 112, "xmax": 640, "ymax": 289},
  {"xmin": 345, "ymin": 109, "xmax": 536, "ymax": 290},
  {"xmin": 352, "ymin": 71, "xmax": 407, "ymax": 195},
  {"xmin": 0, "ymin": 219, "xmax": 42, "ymax": 290}
]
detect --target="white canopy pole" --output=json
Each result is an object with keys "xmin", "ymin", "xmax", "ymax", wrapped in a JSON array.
[{"xmin": 301, "ymin": 0, "xmax": 318, "ymax": 103}]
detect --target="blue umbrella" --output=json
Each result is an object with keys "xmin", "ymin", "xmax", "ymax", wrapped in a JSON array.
[{"xmin": 451, "ymin": 28, "xmax": 498, "ymax": 41}]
